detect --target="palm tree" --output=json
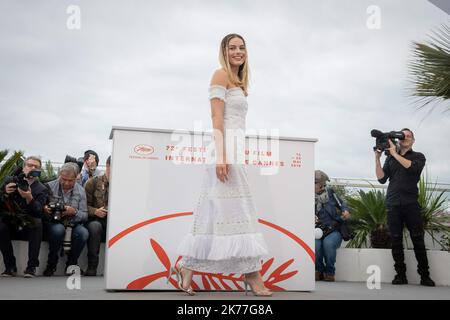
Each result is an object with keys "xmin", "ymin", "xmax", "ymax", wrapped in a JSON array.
[
  {"xmin": 345, "ymin": 189, "xmax": 390, "ymax": 249},
  {"xmin": 417, "ymin": 174, "xmax": 450, "ymax": 251},
  {"xmin": 0, "ymin": 150, "xmax": 24, "ymax": 185},
  {"xmin": 409, "ymin": 24, "xmax": 450, "ymax": 111}
]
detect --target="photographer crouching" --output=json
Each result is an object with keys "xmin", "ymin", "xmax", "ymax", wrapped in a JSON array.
[
  {"xmin": 42, "ymin": 162, "xmax": 88, "ymax": 276},
  {"xmin": 0, "ymin": 156, "xmax": 49, "ymax": 277},
  {"xmin": 83, "ymin": 155, "xmax": 110, "ymax": 276},
  {"xmin": 374, "ymin": 128, "xmax": 435, "ymax": 286},
  {"xmin": 314, "ymin": 170, "xmax": 351, "ymax": 282}
]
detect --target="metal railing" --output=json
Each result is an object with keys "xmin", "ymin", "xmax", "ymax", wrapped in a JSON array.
[{"xmin": 330, "ymin": 177, "xmax": 450, "ymax": 193}]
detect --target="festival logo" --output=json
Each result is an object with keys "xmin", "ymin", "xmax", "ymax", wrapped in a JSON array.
[
  {"xmin": 134, "ymin": 144, "xmax": 154, "ymax": 155},
  {"xmin": 108, "ymin": 212, "xmax": 315, "ymax": 291}
]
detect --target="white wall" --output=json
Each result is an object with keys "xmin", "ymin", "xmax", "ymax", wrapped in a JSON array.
[{"xmin": 335, "ymin": 248, "xmax": 450, "ymax": 286}]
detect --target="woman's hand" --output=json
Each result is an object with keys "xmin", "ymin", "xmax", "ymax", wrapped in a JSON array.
[{"xmin": 216, "ymin": 164, "xmax": 229, "ymax": 183}]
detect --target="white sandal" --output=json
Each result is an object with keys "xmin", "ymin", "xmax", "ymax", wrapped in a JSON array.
[{"xmin": 167, "ymin": 261, "xmax": 195, "ymax": 296}]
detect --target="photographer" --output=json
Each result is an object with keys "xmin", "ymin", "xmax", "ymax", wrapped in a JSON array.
[
  {"xmin": 84, "ymin": 155, "xmax": 110, "ymax": 276},
  {"xmin": 0, "ymin": 156, "xmax": 49, "ymax": 277},
  {"xmin": 375, "ymin": 128, "xmax": 435, "ymax": 286},
  {"xmin": 80, "ymin": 150, "xmax": 102, "ymax": 187},
  {"xmin": 42, "ymin": 162, "xmax": 88, "ymax": 276},
  {"xmin": 63, "ymin": 155, "xmax": 84, "ymax": 182},
  {"xmin": 314, "ymin": 170, "xmax": 350, "ymax": 282}
]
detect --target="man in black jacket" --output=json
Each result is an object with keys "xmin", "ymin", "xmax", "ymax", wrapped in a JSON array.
[
  {"xmin": 375, "ymin": 128, "xmax": 435, "ymax": 286},
  {"xmin": 0, "ymin": 156, "xmax": 49, "ymax": 277}
]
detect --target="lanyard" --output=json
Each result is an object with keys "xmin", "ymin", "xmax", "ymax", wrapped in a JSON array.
[{"xmin": 58, "ymin": 183, "xmax": 74, "ymax": 206}]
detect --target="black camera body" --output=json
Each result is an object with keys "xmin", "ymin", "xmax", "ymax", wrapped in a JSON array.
[
  {"xmin": 12, "ymin": 173, "xmax": 30, "ymax": 192},
  {"xmin": 371, "ymin": 129, "xmax": 405, "ymax": 155},
  {"xmin": 48, "ymin": 201, "xmax": 66, "ymax": 221},
  {"xmin": 10, "ymin": 170, "xmax": 41, "ymax": 192},
  {"xmin": 315, "ymin": 221, "xmax": 339, "ymax": 239}
]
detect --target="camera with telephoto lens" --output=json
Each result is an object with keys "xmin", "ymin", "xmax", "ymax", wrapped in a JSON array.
[
  {"xmin": 64, "ymin": 155, "xmax": 84, "ymax": 173},
  {"xmin": 11, "ymin": 170, "xmax": 41, "ymax": 192},
  {"xmin": 371, "ymin": 129, "xmax": 405, "ymax": 156},
  {"xmin": 12, "ymin": 173, "xmax": 30, "ymax": 192},
  {"xmin": 48, "ymin": 201, "xmax": 66, "ymax": 221}
]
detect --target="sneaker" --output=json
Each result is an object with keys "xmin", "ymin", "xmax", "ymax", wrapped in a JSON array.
[
  {"xmin": 1, "ymin": 267, "xmax": 17, "ymax": 277},
  {"xmin": 43, "ymin": 265, "xmax": 56, "ymax": 277},
  {"xmin": 23, "ymin": 267, "xmax": 36, "ymax": 278},
  {"xmin": 420, "ymin": 276, "xmax": 435, "ymax": 287},
  {"xmin": 392, "ymin": 274, "xmax": 408, "ymax": 285}
]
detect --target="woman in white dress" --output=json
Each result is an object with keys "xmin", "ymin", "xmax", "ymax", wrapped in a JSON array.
[{"xmin": 173, "ymin": 34, "xmax": 272, "ymax": 296}]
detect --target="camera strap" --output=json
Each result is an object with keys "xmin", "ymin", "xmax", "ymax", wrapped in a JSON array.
[
  {"xmin": 57, "ymin": 183, "xmax": 74, "ymax": 207},
  {"xmin": 331, "ymin": 190, "xmax": 342, "ymax": 211}
]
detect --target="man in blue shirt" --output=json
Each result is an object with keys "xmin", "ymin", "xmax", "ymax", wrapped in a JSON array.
[{"xmin": 42, "ymin": 162, "xmax": 88, "ymax": 276}]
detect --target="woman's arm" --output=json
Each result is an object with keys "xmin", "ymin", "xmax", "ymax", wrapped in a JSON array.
[{"xmin": 210, "ymin": 69, "xmax": 228, "ymax": 182}]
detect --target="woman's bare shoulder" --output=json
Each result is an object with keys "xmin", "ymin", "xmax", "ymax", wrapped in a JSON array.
[{"xmin": 210, "ymin": 68, "xmax": 228, "ymax": 87}]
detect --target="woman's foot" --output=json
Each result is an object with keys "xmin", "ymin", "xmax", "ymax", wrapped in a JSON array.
[
  {"xmin": 168, "ymin": 261, "xmax": 195, "ymax": 295},
  {"xmin": 178, "ymin": 264, "xmax": 194, "ymax": 292},
  {"xmin": 243, "ymin": 272, "xmax": 272, "ymax": 296}
]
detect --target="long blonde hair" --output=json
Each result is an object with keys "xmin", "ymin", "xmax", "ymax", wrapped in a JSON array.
[{"xmin": 219, "ymin": 33, "xmax": 249, "ymax": 93}]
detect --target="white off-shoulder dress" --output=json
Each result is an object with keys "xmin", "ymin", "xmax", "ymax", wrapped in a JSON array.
[{"xmin": 177, "ymin": 85, "xmax": 269, "ymax": 274}]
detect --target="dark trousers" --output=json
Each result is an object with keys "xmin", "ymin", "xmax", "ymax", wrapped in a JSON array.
[
  {"xmin": 0, "ymin": 217, "xmax": 43, "ymax": 269},
  {"xmin": 387, "ymin": 202, "xmax": 430, "ymax": 277},
  {"xmin": 85, "ymin": 219, "xmax": 107, "ymax": 269},
  {"xmin": 44, "ymin": 221, "xmax": 89, "ymax": 267}
]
